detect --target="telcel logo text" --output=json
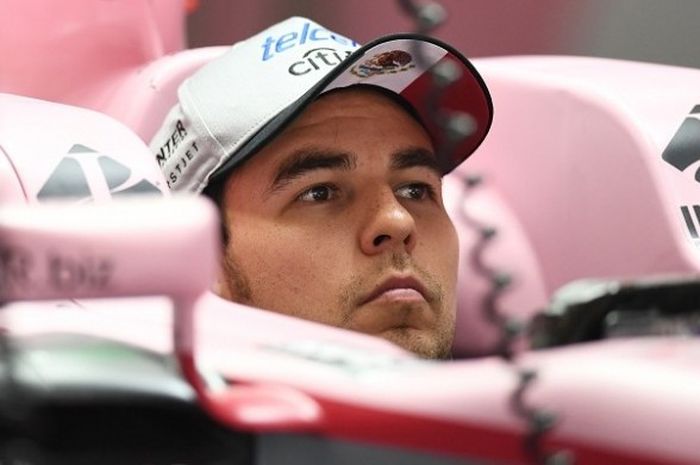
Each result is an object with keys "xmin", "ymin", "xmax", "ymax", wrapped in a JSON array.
[{"xmin": 261, "ymin": 21, "xmax": 358, "ymax": 61}]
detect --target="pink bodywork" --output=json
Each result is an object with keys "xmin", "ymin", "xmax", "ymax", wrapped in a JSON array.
[{"xmin": 1, "ymin": 2, "xmax": 700, "ymax": 464}]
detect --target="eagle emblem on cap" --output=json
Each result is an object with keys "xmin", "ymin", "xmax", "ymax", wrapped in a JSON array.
[{"xmin": 351, "ymin": 50, "xmax": 415, "ymax": 78}]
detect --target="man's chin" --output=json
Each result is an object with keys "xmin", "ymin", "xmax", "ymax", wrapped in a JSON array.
[{"xmin": 378, "ymin": 326, "xmax": 452, "ymax": 360}]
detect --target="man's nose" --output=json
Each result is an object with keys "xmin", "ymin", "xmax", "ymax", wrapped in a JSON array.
[{"xmin": 359, "ymin": 190, "xmax": 417, "ymax": 255}]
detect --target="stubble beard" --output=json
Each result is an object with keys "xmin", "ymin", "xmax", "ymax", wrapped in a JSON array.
[
  {"xmin": 339, "ymin": 253, "xmax": 454, "ymax": 359},
  {"xmin": 221, "ymin": 250, "xmax": 455, "ymax": 360},
  {"xmin": 221, "ymin": 250, "xmax": 254, "ymax": 304}
]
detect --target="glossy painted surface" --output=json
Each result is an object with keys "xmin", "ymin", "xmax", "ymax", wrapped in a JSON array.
[{"xmin": 1, "ymin": 5, "xmax": 700, "ymax": 463}]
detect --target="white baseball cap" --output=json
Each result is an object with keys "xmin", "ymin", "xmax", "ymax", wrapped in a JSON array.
[{"xmin": 150, "ymin": 16, "xmax": 493, "ymax": 193}]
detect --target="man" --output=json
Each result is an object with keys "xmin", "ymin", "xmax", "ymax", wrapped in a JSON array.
[{"xmin": 150, "ymin": 17, "xmax": 493, "ymax": 358}]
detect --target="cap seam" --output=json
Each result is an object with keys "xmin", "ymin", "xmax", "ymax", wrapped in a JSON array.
[{"xmin": 180, "ymin": 81, "xmax": 232, "ymax": 193}]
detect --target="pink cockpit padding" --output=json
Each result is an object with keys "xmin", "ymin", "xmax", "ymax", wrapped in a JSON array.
[
  {"xmin": 0, "ymin": 0, "xmax": 186, "ymax": 109},
  {"xmin": 0, "ymin": 93, "xmax": 168, "ymax": 203},
  {"xmin": 463, "ymin": 55, "xmax": 700, "ymax": 308}
]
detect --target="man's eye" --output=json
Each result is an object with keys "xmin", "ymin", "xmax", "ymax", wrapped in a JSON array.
[
  {"xmin": 396, "ymin": 183, "xmax": 434, "ymax": 201},
  {"xmin": 297, "ymin": 185, "xmax": 337, "ymax": 202}
]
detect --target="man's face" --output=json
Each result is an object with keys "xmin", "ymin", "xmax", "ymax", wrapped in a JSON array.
[{"xmin": 217, "ymin": 87, "xmax": 459, "ymax": 359}]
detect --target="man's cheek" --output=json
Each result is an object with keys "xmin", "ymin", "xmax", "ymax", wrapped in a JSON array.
[
  {"xmin": 260, "ymin": 244, "xmax": 333, "ymax": 291},
  {"xmin": 434, "ymin": 227, "xmax": 459, "ymax": 299}
]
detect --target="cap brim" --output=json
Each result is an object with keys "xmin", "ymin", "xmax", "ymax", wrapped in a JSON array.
[{"xmin": 208, "ymin": 33, "xmax": 493, "ymax": 185}]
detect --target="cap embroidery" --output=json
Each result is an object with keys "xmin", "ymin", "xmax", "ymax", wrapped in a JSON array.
[{"xmin": 351, "ymin": 50, "xmax": 415, "ymax": 78}]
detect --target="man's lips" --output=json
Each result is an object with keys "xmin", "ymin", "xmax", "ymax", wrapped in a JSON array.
[{"xmin": 360, "ymin": 275, "xmax": 429, "ymax": 306}]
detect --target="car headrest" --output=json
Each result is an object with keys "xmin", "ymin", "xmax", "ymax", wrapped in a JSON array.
[
  {"xmin": 444, "ymin": 56, "xmax": 700, "ymax": 357},
  {"xmin": 469, "ymin": 56, "xmax": 700, "ymax": 295},
  {"xmin": 444, "ymin": 173, "xmax": 548, "ymax": 357},
  {"xmin": 0, "ymin": 93, "xmax": 168, "ymax": 204}
]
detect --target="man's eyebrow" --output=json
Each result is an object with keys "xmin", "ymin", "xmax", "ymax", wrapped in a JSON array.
[
  {"xmin": 391, "ymin": 147, "xmax": 442, "ymax": 177},
  {"xmin": 267, "ymin": 149, "xmax": 357, "ymax": 195}
]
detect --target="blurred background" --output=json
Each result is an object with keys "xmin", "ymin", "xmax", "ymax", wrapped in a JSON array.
[
  {"xmin": 188, "ymin": 0, "xmax": 700, "ymax": 68},
  {"xmin": 2, "ymin": 0, "xmax": 699, "ymax": 113}
]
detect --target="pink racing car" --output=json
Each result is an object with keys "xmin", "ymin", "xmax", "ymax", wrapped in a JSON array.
[{"xmin": 1, "ymin": 2, "xmax": 700, "ymax": 464}]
